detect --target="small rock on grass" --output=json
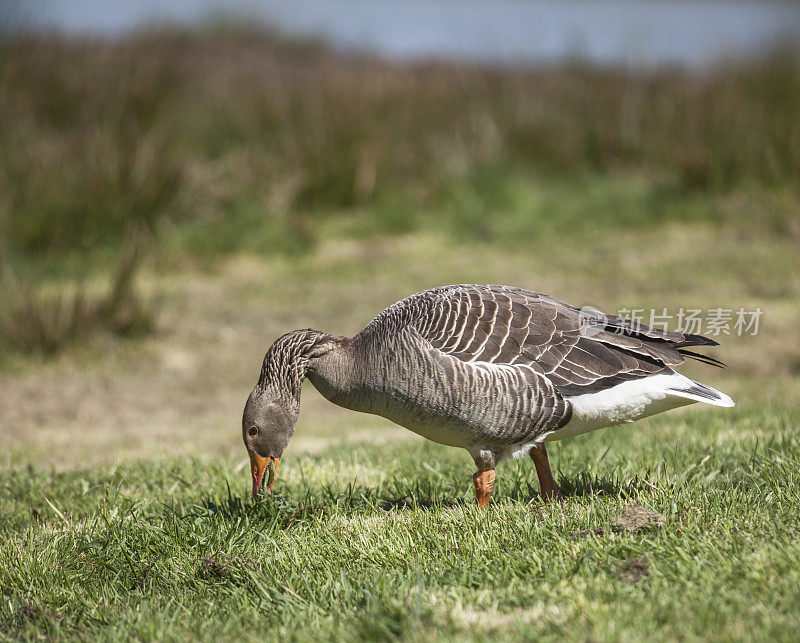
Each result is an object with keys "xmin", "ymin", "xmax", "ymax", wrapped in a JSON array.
[{"xmin": 611, "ymin": 506, "xmax": 665, "ymax": 534}]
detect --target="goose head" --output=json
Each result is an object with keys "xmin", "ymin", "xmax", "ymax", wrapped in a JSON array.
[{"xmin": 242, "ymin": 388, "xmax": 299, "ymax": 497}]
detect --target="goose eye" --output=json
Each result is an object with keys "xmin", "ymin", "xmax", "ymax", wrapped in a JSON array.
[{"xmin": 248, "ymin": 426, "xmax": 258, "ymax": 438}]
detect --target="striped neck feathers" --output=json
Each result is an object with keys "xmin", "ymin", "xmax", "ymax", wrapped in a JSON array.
[{"xmin": 256, "ymin": 329, "xmax": 338, "ymax": 398}]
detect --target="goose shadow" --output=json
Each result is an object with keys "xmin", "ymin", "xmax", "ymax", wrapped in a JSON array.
[
  {"xmin": 503, "ymin": 470, "xmax": 650, "ymax": 504},
  {"xmin": 181, "ymin": 487, "xmax": 465, "ymax": 523},
  {"xmin": 177, "ymin": 469, "xmax": 648, "ymax": 527}
]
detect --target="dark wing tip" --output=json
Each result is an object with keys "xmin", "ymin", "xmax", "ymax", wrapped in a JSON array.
[
  {"xmin": 677, "ymin": 348, "xmax": 726, "ymax": 368},
  {"xmin": 676, "ymin": 333, "xmax": 719, "ymax": 348}
]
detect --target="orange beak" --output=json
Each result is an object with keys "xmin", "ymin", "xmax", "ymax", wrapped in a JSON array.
[{"xmin": 249, "ymin": 450, "xmax": 279, "ymax": 498}]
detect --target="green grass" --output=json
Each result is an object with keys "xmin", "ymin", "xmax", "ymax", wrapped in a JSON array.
[{"xmin": 2, "ymin": 400, "xmax": 799, "ymax": 641}]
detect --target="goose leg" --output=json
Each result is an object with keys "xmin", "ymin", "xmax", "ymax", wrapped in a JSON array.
[
  {"xmin": 473, "ymin": 469, "xmax": 496, "ymax": 508},
  {"xmin": 530, "ymin": 444, "xmax": 565, "ymax": 502}
]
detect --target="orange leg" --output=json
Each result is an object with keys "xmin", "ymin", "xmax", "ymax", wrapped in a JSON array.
[
  {"xmin": 530, "ymin": 444, "xmax": 565, "ymax": 502},
  {"xmin": 473, "ymin": 469, "xmax": 496, "ymax": 508}
]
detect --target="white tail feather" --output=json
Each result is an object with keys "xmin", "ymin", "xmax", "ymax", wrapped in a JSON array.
[
  {"xmin": 666, "ymin": 377, "xmax": 735, "ymax": 407},
  {"xmin": 551, "ymin": 370, "xmax": 735, "ymax": 441}
]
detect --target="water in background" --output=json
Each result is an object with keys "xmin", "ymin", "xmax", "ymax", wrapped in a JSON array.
[{"xmin": 3, "ymin": 0, "xmax": 800, "ymax": 67}]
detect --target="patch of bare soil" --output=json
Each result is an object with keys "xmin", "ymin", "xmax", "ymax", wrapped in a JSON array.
[
  {"xmin": 572, "ymin": 526, "xmax": 606, "ymax": 540},
  {"xmin": 199, "ymin": 555, "xmax": 231, "ymax": 580},
  {"xmin": 17, "ymin": 603, "xmax": 53, "ymax": 622},
  {"xmin": 618, "ymin": 556, "xmax": 650, "ymax": 583},
  {"xmin": 573, "ymin": 506, "xmax": 665, "ymax": 539},
  {"xmin": 611, "ymin": 506, "xmax": 665, "ymax": 533}
]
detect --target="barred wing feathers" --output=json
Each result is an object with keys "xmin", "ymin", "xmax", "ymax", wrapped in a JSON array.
[{"xmin": 411, "ymin": 284, "xmax": 722, "ymax": 398}]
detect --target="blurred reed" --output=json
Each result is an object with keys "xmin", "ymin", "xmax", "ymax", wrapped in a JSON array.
[{"xmin": 0, "ymin": 227, "xmax": 150, "ymax": 353}]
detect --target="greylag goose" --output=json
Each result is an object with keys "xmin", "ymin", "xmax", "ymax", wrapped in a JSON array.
[{"xmin": 242, "ymin": 285, "xmax": 733, "ymax": 506}]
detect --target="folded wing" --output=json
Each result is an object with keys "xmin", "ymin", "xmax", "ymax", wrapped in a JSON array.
[{"xmin": 416, "ymin": 284, "xmax": 721, "ymax": 398}]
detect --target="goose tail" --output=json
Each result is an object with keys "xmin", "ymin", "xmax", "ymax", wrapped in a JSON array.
[{"xmin": 667, "ymin": 374, "xmax": 735, "ymax": 407}]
